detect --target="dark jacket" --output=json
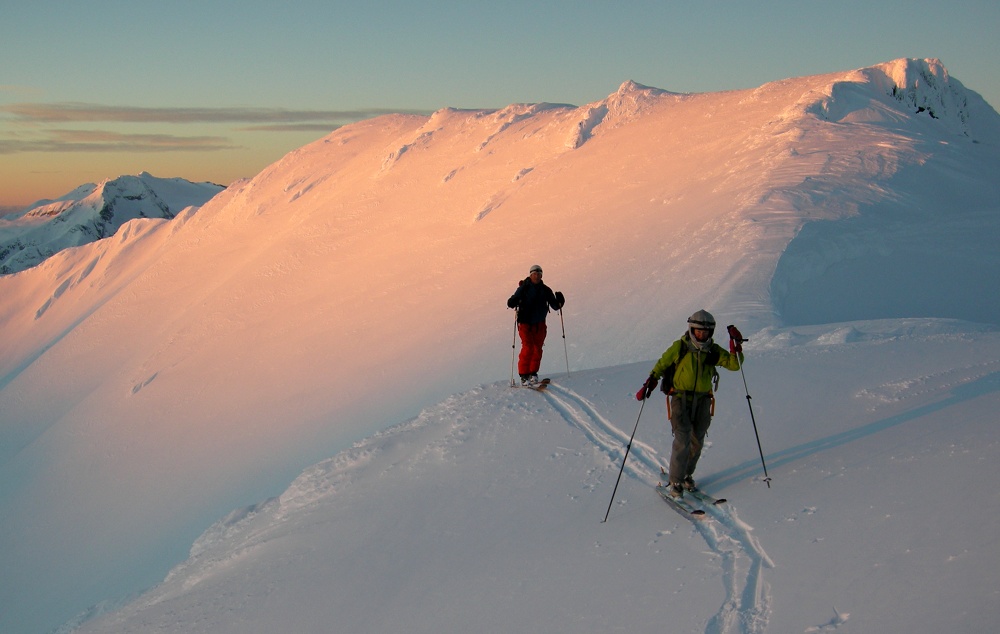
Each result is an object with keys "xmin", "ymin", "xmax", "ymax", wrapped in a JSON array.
[{"xmin": 507, "ymin": 278, "xmax": 562, "ymax": 325}]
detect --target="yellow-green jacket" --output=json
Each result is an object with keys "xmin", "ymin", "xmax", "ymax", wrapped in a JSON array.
[{"xmin": 651, "ymin": 334, "xmax": 744, "ymax": 394}]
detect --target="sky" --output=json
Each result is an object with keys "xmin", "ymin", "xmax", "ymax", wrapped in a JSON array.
[{"xmin": 2, "ymin": 0, "xmax": 998, "ymax": 209}]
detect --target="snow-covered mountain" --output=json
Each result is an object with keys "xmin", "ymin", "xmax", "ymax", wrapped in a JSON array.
[
  {"xmin": 1, "ymin": 58, "xmax": 999, "ymax": 634},
  {"xmin": 0, "ymin": 173, "xmax": 224, "ymax": 274}
]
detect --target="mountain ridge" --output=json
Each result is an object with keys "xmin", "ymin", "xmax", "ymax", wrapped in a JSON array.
[{"xmin": 1, "ymin": 58, "xmax": 999, "ymax": 634}]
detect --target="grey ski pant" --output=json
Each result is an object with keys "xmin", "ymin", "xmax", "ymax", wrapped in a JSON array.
[{"xmin": 668, "ymin": 392, "xmax": 713, "ymax": 484}]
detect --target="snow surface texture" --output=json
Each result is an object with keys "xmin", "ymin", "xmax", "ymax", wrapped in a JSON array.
[
  {"xmin": 0, "ymin": 172, "xmax": 224, "ymax": 275},
  {"xmin": 0, "ymin": 58, "xmax": 998, "ymax": 633},
  {"xmin": 71, "ymin": 325, "xmax": 1000, "ymax": 633}
]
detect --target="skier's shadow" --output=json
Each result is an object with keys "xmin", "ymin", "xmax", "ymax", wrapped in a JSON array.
[{"xmin": 700, "ymin": 369, "xmax": 1000, "ymax": 492}]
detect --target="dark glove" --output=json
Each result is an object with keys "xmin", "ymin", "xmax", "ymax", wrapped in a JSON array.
[
  {"xmin": 635, "ymin": 374, "xmax": 658, "ymax": 401},
  {"xmin": 727, "ymin": 324, "xmax": 745, "ymax": 354},
  {"xmin": 507, "ymin": 296, "xmax": 518, "ymax": 309},
  {"xmin": 705, "ymin": 348, "xmax": 721, "ymax": 366},
  {"xmin": 554, "ymin": 291, "xmax": 565, "ymax": 309}
]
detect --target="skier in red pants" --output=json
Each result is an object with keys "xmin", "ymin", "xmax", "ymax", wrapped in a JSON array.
[{"xmin": 507, "ymin": 265, "xmax": 564, "ymax": 386}]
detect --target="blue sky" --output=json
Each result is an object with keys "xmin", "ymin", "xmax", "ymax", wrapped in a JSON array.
[{"xmin": 2, "ymin": 0, "xmax": 998, "ymax": 208}]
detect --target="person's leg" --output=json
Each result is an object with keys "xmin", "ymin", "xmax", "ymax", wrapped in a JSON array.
[
  {"xmin": 527, "ymin": 323, "xmax": 547, "ymax": 375},
  {"xmin": 686, "ymin": 396, "xmax": 714, "ymax": 478},
  {"xmin": 517, "ymin": 323, "xmax": 532, "ymax": 377},
  {"xmin": 668, "ymin": 395, "xmax": 693, "ymax": 485}
]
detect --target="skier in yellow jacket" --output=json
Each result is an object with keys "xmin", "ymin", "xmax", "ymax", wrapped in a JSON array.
[{"xmin": 636, "ymin": 310, "xmax": 745, "ymax": 498}]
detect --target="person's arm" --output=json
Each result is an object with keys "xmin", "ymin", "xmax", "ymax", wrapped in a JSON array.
[
  {"xmin": 650, "ymin": 342, "xmax": 680, "ymax": 379},
  {"xmin": 713, "ymin": 344, "xmax": 744, "ymax": 370},
  {"xmin": 507, "ymin": 280, "xmax": 526, "ymax": 308}
]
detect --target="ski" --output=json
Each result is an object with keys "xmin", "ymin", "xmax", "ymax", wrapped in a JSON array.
[
  {"xmin": 510, "ymin": 378, "xmax": 550, "ymax": 391},
  {"xmin": 655, "ymin": 484, "xmax": 706, "ymax": 519},
  {"xmin": 524, "ymin": 378, "xmax": 550, "ymax": 391},
  {"xmin": 688, "ymin": 489, "xmax": 727, "ymax": 506}
]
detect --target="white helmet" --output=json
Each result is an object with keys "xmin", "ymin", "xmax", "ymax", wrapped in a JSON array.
[{"xmin": 687, "ymin": 309, "xmax": 715, "ymax": 349}]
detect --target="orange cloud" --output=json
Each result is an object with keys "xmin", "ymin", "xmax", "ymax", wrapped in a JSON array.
[
  {"xmin": 2, "ymin": 102, "xmax": 427, "ymax": 124},
  {"xmin": 0, "ymin": 129, "xmax": 236, "ymax": 154}
]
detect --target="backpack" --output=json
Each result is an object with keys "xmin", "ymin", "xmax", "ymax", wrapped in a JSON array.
[{"xmin": 659, "ymin": 346, "xmax": 685, "ymax": 394}]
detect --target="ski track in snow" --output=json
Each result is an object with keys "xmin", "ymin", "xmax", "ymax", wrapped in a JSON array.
[{"xmin": 543, "ymin": 382, "xmax": 774, "ymax": 634}]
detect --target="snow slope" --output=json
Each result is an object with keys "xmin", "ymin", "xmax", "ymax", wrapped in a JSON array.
[
  {"xmin": 71, "ymin": 320, "xmax": 1000, "ymax": 634},
  {"xmin": 0, "ymin": 58, "xmax": 998, "ymax": 633},
  {"xmin": 0, "ymin": 172, "xmax": 224, "ymax": 274}
]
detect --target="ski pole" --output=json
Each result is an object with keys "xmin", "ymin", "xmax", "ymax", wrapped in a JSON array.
[
  {"xmin": 602, "ymin": 397, "xmax": 647, "ymax": 522},
  {"xmin": 558, "ymin": 308, "xmax": 570, "ymax": 376},
  {"xmin": 733, "ymin": 340, "xmax": 771, "ymax": 488},
  {"xmin": 510, "ymin": 312, "xmax": 519, "ymax": 387}
]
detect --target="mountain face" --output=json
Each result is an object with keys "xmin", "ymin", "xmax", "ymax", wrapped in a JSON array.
[
  {"xmin": 0, "ymin": 172, "xmax": 224, "ymax": 274},
  {"xmin": 1, "ymin": 58, "xmax": 999, "ymax": 634}
]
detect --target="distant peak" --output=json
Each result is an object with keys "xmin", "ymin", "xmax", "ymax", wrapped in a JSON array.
[
  {"xmin": 797, "ymin": 58, "xmax": 1000, "ymax": 142},
  {"xmin": 4, "ymin": 173, "xmax": 224, "ymax": 273},
  {"xmin": 869, "ymin": 58, "xmax": 993, "ymax": 136},
  {"xmin": 876, "ymin": 57, "xmax": 948, "ymax": 86},
  {"xmin": 617, "ymin": 80, "xmax": 651, "ymax": 94},
  {"xmin": 872, "ymin": 58, "xmax": 955, "ymax": 106},
  {"xmin": 564, "ymin": 80, "xmax": 686, "ymax": 149},
  {"xmin": 615, "ymin": 80, "xmax": 681, "ymax": 98},
  {"xmin": 602, "ymin": 80, "xmax": 685, "ymax": 109}
]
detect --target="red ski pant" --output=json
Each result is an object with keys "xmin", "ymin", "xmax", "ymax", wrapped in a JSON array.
[{"xmin": 517, "ymin": 322, "xmax": 547, "ymax": 375}]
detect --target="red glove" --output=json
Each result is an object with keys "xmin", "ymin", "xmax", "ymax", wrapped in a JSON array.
[
  {"xmin": 635, "ymin": 375, "xmax": 658, "ymax": 401},
  {"xmin": 727, "ymin": 324, "xmax": 745, "ymax": 353}
]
